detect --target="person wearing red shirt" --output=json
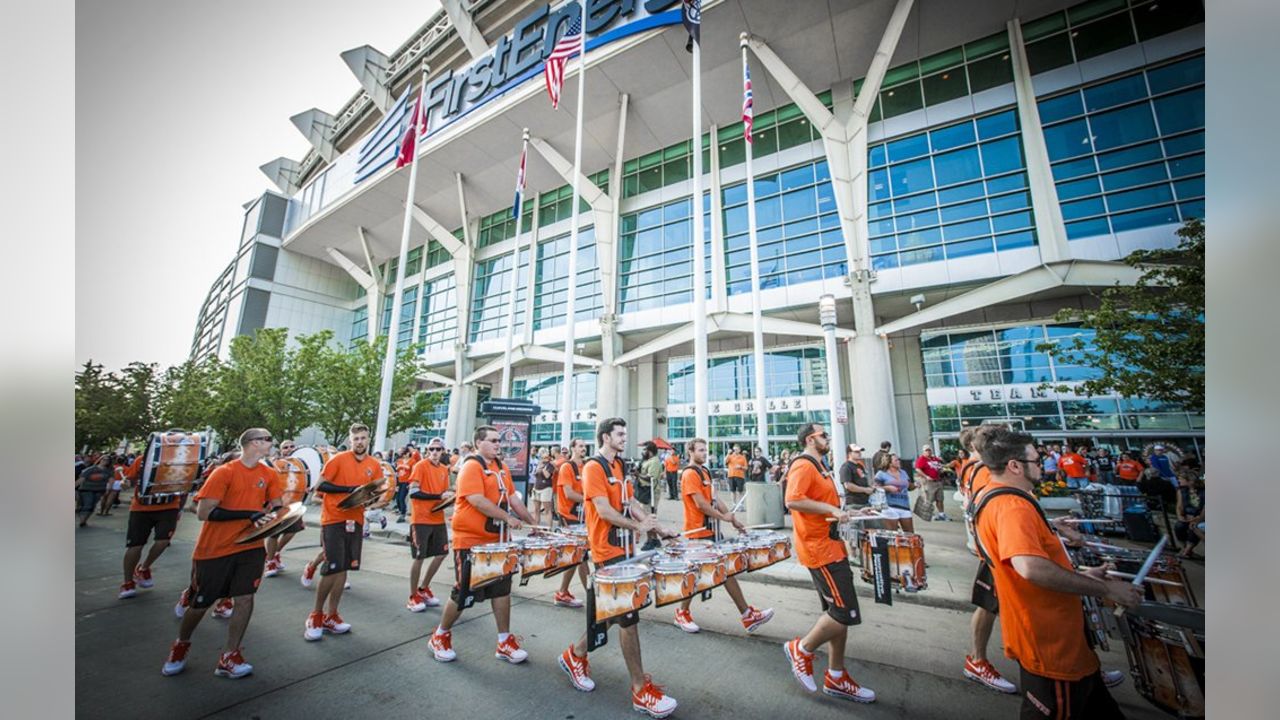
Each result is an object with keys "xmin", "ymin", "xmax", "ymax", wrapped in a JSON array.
[
  {"xmin": 405, "ymin": 438, "xmax": 454, "ymax": 611},
  {"xmin": 973, "ymin": 427, "xmax": 1141, "ymax": 718},
  {"xmin": 1058, "ymin": 447, "xmax": 1089, "ymax": 489},
  {"xmin": 913, "ymin": 445, "xmax": 948, "ymax": 521},
  {"xmin": 782, "ymin": 423, "xmax": 877, "ymax": 704},
  {"xmin": 161, "ymin": 428, "xmax": 282, "ymax": 679}
]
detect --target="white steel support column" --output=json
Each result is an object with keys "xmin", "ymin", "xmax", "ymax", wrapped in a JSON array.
[
  {"xmin": 1007, "ymin": 19, "xmax": 1071, "ymax": 264},
  {"xmin": 690, "ymin": 36, "xmax": 709, "ymax": 442},
  {"xmin": 445, "ymin": 173, "xmax": 475, "ymax": 448},
  {"xmin": 708, "ymin": 123, "xmax": 728, "ymax": 313},
  {"xmin": 819, "ymin": 295, "xmax": 846, "ymax": 457},
  {"xmin": 596, "ymin": 93, "xmax": 628, "ymax": 421},
  {"xmin": 356, "ymin": 227, "xmax": 383, "ymax": 344},
  {"xmin": 743, "ymin": 0, "xmax": 913, "ymax": 451}
]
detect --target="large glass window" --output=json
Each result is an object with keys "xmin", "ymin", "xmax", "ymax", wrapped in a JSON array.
[
  {"xmin": 534, "ymin": 227, "xmax": 603, "ymax": 329},
  {"xmin": 513, "ymin": 372, "xmax": 598, "ymax": 443},
  {"xmin": 618, "ymin": 197, "xmax": 712, "ymax": 313},
  {"xmin": 396, "ymin": 286, "xmax": 417, "ymax": 350},
  {"xmin": 469, "ymin": 249, "xmax": 530, "ymax": 341},
  {"xmin": 868, "ymin": 109, "xmax": 1034, "ymax": 269},
  {"xmin": 477, "ymin": 203, "xmax": 533, "ymax": 248},
  {"xmin": 418, "ymin": 273, "xmax": 457, "ymax": 351},
  {"xmin": 869, "ymin": 32, "xmax": 1012, "ymax": 122},
  {"xmin": 1023, "ymin": 1, "xmax": 1202, "ymax": 76},
  {"xmin": 349, "ymin": 305, "xmax": 368, "ymax": 350},
  {"xmin": 667, "ymin": 347, "xmax": 828, "ymax": 405},
  {"xmin": 1039, "ymin": 54, "xmax": 1205, "ymax": 239}
]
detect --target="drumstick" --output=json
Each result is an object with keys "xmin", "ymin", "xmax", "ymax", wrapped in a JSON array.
[
  {"xmin": 1056, "ymin": 518, "xmax": 1123, "ymax": 524},
  {"xmin": 825, "ymin": 514, "xmax": 888, "ymax": 522},
  {"xmin": 1085, "ymin": 540, "xmax": 1129, "ymax": 552},
  {"xmin": 1105, "ymin": 570, "xmax": 1181, "ymax": 587},
  {"xmin": 1114, "ymin": 536, "xmax": 1169, "ymax": 617}
]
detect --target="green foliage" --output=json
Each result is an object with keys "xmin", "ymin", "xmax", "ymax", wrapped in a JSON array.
[
  {"xmin": 74, "ymin": 361, "xmax": 159, "ymax": 452},
  {"xmin": 1038, "ymin": 219, "xmax": 1205, "ymax": 414},
  {"xmin": 311, "ymin": 336, "xmax": 431, "ymax": 446}
]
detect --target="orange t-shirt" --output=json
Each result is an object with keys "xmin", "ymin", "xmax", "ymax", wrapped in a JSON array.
[
  {"xmin": 975, "ymin": 483, "xmax": 1099, "ymax": 681},
  {"xmin": 192, "ymin": 459, "xmax": 281, "ymax": 560},
  {"xmin": 1116, "ymin": 458, "xmax": 1143, "ymax": 481},
  {"xmin": 583, "ymin": 455, "xmax": 632, "ymax": 564},
  {"xmin": 784, "ymin": 455, "xmax": 845, "ymax": 568},
  {"xmin": 555, "ymin": 459, "xmax": 583, "ymax": 521},
  {"xmin": 663, "ymin": 455, "xmax": 680, "ymax": 473},
  {"xmin": 726, "ymin": 452, "xmax": 748, "ymax": 479},
  {"xmin": 408, "ymin": 458, "xmax": 450, "ymax": 525},
  {"xmin": 680, "ymin": 466, "xmax": 714, "ymax": 540},
  {"xmin": 451, "ymin": 456, "xmax": 515, "ymax": 550},
  {"xmin": 320, "ymin": 451, "xmax": 384, "ymax": 526},
  {"xmin": 396, "ymin": 457, "xmax": 414, "ymax": 485},
  {"xmin": 1059, "ymin": 453, "xmax": 1088, "ymax": 479}
]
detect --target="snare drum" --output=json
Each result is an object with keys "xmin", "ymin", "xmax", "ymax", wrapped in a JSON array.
[
  {"xmin": 593, "ymin": 563, "xmax": 653, "ymax": 623},
  {"xmin": 273, "ymin": 457, "xmax": 311, "ymax": 505},
  {"xmin": 859, "ymin": 530, "xmax": 927, "ymax": 592},
  {"xmin": 468, "ymin": 542, "xmax": 520, "ymax": 589},
  {"xmin": 550, "ymin": 535, "xmax": 587, "ymax": 569},
  {"xmin": 139, "ymin": 430, "xmax": 208, "ymax": 502},
  {"xmin": 745, "ymin": 535, "xmax": 777, "ymax": 571},
  {"xmin": 685, "ymin": 550, "xmax": 727, "ymax": 593},
  {"xmin": 651, "ymin": 558, "xmax": 697, "ymax": 607},
  {"xmin": 1103, "ymin": 552, "xmax": 1197, "ymax": 608},
  {"xmin": 1122, "ymin": 603, "xmax": 1205, "ymax": 718},
  {"xmin": 714, "ymin": 541, "xmax": 749, "ymax": 576},
  {"xmin": 517, "ymin": 537, "xmax": 558, "ymax": 577},
  {"xmin": 766, "ymin": 533, "xmax": 792, "ymax": 562}
]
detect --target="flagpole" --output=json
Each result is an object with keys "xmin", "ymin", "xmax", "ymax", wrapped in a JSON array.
[
  {"xmin": 499, "ymin": 129, "xmax": 530, "ymax": 398},
  {"xmin": 741, "ymin": 41, "xmax": 768, "ymax": 458},
  {"xmin": 559, "ymin": 22, "xmax": 587, "ymax": 448},
  {"xmin": 690, "ymin": 13, "xmax": 709, "ymax": 441},
  {"xmin": 374, "ymin": 64, "xmax": 429, "ymax": 455}
]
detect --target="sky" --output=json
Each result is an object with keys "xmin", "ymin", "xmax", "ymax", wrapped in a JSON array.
[{"xmin": 76, "ymin": 0, "xmax": 436, "ymax": 371}]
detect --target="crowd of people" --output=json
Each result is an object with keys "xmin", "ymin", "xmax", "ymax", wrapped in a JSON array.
[{"xmin": 76, "ymin": 419, "xmax": 1204, "ymax": 719}]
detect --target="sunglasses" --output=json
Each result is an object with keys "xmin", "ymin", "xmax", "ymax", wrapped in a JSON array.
[
  {"xmin": 249, "ymin": 436, "xmax": 274, "ymax": 443},
  {"xmin": 428, "ymin": 447, "xmax": 443, "ymax": 452}
]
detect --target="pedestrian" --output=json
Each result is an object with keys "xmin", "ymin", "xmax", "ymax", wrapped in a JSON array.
[
  {"xmin": 405, "ymin": 438, "xmax": 453, "ymax": 612},
  {"xmin": 264, "ymin": 439, "xmax": 301, "ymax": 577},
  {"xmin": 99, "ymin": 454, "xmax": 125, "ymax": 516},
  {"xmin": 1146, "ymin": 444, "xmax": 1178, "ymax": 490},
  {"xmin": 76, "ymin": 456, "xmax": 112, "ymax": 527},
  {"xmin": 772, "ymin": 449, "xmax": 791, "ymax": 483},
  {"xmin": 1175, "ymin": 467, "xmax": 1205, "ymax": 560},
  {"xmin": 747, "ymin": 446, "xmax": 771, "ymax": 484},
  {"xmin": 639, "ymin": 442, "xmax": 664, "ymax": 514},
  {"xmin": 119, "ymin": 446, "xmax": 187, "ymax": 599},
  {"xmin": 913, "ymin": 445, "xmax": 949, "ymax": 521},
  {"xmin": 1115, "ymin": 451, "xmax": 1144, "ymax": 485},
  {"xmin": 972, "ymin": 426, "xmax": 1141, "ymax": 718},
  {"xmin": 873, "ymin": 453, "xmax": 916, "ymax": 532},
  {"xmin": 871, "ymin": 440, "xmax": 892, "ymax": 475},
  {"xmin": 394, "ymin": 448, "xmax": 414, "ymax": 523},
  {"xmin": 663, "ymin": 448, "xmax": 680, "ymax": 500},
  {"xmin": 531, "ymin": 449, "xmax": 556, "ymax": 526},
  {"xmin": 782, "ymin": 422, "xmax": 877, "ymax": 704},
  {"xmin": 161, "ymin": 428, "xmax": 282, "ymax": 678},
  {"xmin": 725, "ymin": 444, "xmax": 748, "ymax": 506},
  {"xmin": 1093, "ymin": 448, "xmax": 1116, "ymax": 485},
  {"xmin": 1058, "ymin": 446, "xmax": 1089, "ymax": 490}
]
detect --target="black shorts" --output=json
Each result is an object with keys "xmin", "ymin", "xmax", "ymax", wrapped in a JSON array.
[
  {"xmin": 411, "ymin": 523, "xmax": 449, "ymax": 559},
  {"xmin": 729, "ymin": 476, "xmax": 746, "ymax": 493},
  {"xmin": 451, "ymin": 548, "xmax": 513, "ymax": 608},
  {"xmin": 594, "ymin": 554, "xmax": 640, "ymax": 628},
  {"xmin": 1018, "ymin": 667, "xmax": 1123, "ymax": 719},
  {"xmin": 320, "ymin": 522, "xmax": 363, "ymax": 575},
  {"xmin": 191, "ymin": 548, "xmax": 266, "ymax": 608},
  {"xmin": 280, "ymin": 517, "xmax": 304, "ymax": 536},
  {"xmin": 808, "ymin": 559, "xmax": 862, "ymax": 626},
  {"xmin": 125, "ymin": 509, "xmax": 179, "ymax": 547},
  {"xmin": 971, "ymin": 561, "xmax": 1000, "ymax": 614}
]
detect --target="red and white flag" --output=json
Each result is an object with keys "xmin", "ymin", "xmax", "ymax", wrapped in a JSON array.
[
  {"xmin": 543, "ymin": 12, "xmax": 583, "ymax": 110},
  {"xmin": 395, "ymin": 85, "xmax": 429, "ymax": 168}
]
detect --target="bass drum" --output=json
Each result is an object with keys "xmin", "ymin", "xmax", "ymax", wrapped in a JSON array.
[
  {"xmin": 140, "ymin": 430, "xmax": 209, "ymax": 500},
  {"xmin": 292, "ymin": 446, "xmax": 334, "ymax": 494},
  {"xmin": 273, "ymin": 457, "xmax": 312, "ymax": 505}
]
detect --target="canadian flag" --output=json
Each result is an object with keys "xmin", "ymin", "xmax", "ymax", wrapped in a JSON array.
[{"xmin": 395, "ymin": 85, "xmax": 428, "ymax": 169}]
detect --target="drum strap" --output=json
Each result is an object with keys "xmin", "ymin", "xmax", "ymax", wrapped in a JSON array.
[
  {"xmin": 970, "ymin": 486, "xmax": 1053, "ymax": 569},
  {"xmin": 682, "ymin": 465, "xmax": 715, "ymax": 536},
  {"xmin": 786, "ymin": 454, "xmax": 843, "ymax": 509},
  {"xmin": 959, "ymin": 460, "xmax": 986, "ymax": 497}
]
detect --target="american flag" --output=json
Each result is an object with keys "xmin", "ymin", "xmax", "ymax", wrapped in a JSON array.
[
  {"xmin": 742, "ymin": 62, "xmax": 754, "ymax": 144},
  {"xmin": 543, "ymin": 12, "xmax": 583, "ymax": 110},
  {"xmin": 395, "ymin": 84, "xmax": 428, "ymax": 168},
  {"xmin": 512, "ymin": 141, "xmax": 527, "ymax": 219}
]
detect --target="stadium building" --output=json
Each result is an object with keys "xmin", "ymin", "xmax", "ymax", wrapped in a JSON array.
[{"xmin": 191, "ymin": 0, "xmax": 1206, "ymax": 461}]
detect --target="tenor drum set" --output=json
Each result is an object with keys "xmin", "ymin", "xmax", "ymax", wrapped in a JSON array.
[{"xmin": 135, "ymin": 429, "xmax": 210, "ymax": 505}]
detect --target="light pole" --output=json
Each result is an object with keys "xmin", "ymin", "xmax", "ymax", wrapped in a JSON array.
[{"xmin": 818, "ymin": 294, "xmax": 846, "ymax": 459}]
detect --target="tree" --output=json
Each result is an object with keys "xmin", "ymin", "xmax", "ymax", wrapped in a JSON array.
[
  {"xmin": 116, "ymin": 362, "xmax": 160, "ymax": 443},
  {"xmin": 154, "ymin": 358, "xmax": 219, "ymax": 431},
  {"xmin": 312, "ymin": 337, "xmax": 437, "ymax": 447},
  {"xmin": 75, "ymin": 361, "xmax": 122, "ymax": 452},
  {"xmin": 1039, "ymin": 218, "xmax": 1205, "ymax": 414}
]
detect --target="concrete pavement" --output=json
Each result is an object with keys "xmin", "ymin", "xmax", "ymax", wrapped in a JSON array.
[{"xmin": 75, "ymin": 488, "xmax": 1192, "ymax": 719}]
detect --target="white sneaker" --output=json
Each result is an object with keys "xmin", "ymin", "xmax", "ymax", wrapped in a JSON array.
[
  {"xmin": 118, "ymin": 582, "xmax": 138, "ymax": 599},
  {"xmin": 174, "ymin": 588, "xmax": 191, "ymax": 618},
  {"xmin": 162, "ymin": 640, "xmax": 190, "ymax": 676},
  {"xmin": 322, "ymin": 614, "xmax": 351, "ymax": 634},
  {"xmin": 406, "ymin": 593, "xmax": 427, "ymax": 612},
  {"xmin": 300, "ymin": 563, "xmax": 317, "ymax": 588},
  {"xmin": 673, "ymin": 609, "xmax": 700, "ymax": 633},
  {"xmin": 495, "ymin": 635, "xmax": 528, "ymax": 664},
  {"xmin": 344, "ymin": 580, "xmax": 352, "ymax": 590},
  {"xmin": 214, "ymin": 650, "xmax": 253, "ymax": 679},
  {"xmin": 304, "ymin": 612, "xmax": 324, "ymax": 642},
  {"xmin": 430, "ymin": 630, "xmax": 456, "ymax": 662},
  {"xmin": 1102, "ymin": 669, "xmax": 1126, "ymax": 688}
]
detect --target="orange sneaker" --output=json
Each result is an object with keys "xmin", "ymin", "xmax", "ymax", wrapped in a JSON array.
[
  {"xmin": 964, "ymin": 655, "xmax": 1016, "ymax": 693},
  {"xmin": 783, "ymin": 638, "xmax": 816, "ymax": 692},
  {"xmin": 214, "ymin": 648, "xmax": 254, "ymax": 679},
  {"xmin": 133, "ymin": 566, "xmax": 154, "ymax": 588},
  {"xmin": 419, "ymin": 586, "xmax": 441, "ymax": 607},
  {"xmin": 406, "ymin": 592, "xmax": 427, "ymax": 612},
  {"xmin": 559, "ymin": 646, "xmax": 595, "ymax": 691},
  {"xmin": 822, "ymin": 669, "xmax": 876, "ymax": 703},
  {"xmin": 554, "ymin": 590, "xmax": 584, "ymax": 608},
  {"xmin": 741, "ymin": 605, "xmax": 774, "ymax": 633},
  {"xmin": 322, "ymin": 613, "xmax": 351, "ymax": 634},
  {"xmin": 212, "ymin": 598, "xmax": 234, "ymax": 619},
  {"xmin": 430, "ymin": 629, "xmax": 456, "ymax": 662},
  {"xmin": 631, "ymin": 675, "xmax": 677, "ymax": 718},
  {"xmin": 495, "ymin": 634, "xmax": 528, "ymax": 664},
  {"xmin": 300, "ymin": 562, "xmax": 317, "ymax": 588},
  {"xmin": 673, "ymin": 608, "xmax": 700, "ymax": 633},
  {"xmin": 162, "ymin": 640, "xmax": 190, "ymax": 676},
  {"xmin": 304, "ymin": 611, "xmax": 324, "ymax": 641}
]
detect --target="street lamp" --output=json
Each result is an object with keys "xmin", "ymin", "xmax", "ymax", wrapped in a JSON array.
[{"xmin": 818, "ymin": 294, "xmax": 846, "ymax": 461}]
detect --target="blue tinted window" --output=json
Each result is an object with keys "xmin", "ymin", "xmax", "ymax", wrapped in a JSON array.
[
  {"xmin": 868, "ymin": 144, "xmax": 887, "ymax": 168},
  {"xmin": 940, "ymin": 199, "xmax": 988, "ymax": 223},
  {"xmin": 930, "ymin": 122, "xmax": 976, "ymax": 151},
  {"xmin": 1102, "ymin": 162, "xmax": 1168, "ymax": 191},
  {"xmin": 1066, "ymin": 217, "xmax": 1111, "ymax": 239},
  {"xmin": 781, "ymin": 188, "xmax": 817, "ymax": 220},
  {"xmin": 933, "ymin": 147, "xmax": 983, "ymax": 187},
  {"xmin": 991, "ymin": 210, "xmax": 1032, "ymax": 233},
  {"xmin": 887, "ymin": 133, "xmax": 930, "ymax": 162},
  {"xmin": 780, "ymin": 164, "xmax": 814, "ymax": 191},
  {"xmin": 947, "ymin": 237, "xmax": 994, "ymax": 258},
  {"xmin": 892, "ymin": 191, "xmax": 937, "ymax": 214},
  {"xmin": 870, "ymin": 236, "xmax": 897, "ymax": 253},
  {"xmin": 1147, "ymin": 56, "xmax": 1204, "ymax": 94},
  {"xmin": 900, "ymin": 246, "xmax": 944, "ymax": 266},
  {"xmin": 1179, "ymin": 199, "xmax": 1205, "ymax": 219},
  {"xmin": 1107, "ymin": 184, "xmax": 1174, "ymax": 213},
  {"xmin": 1044, "ymin": 119, "xmax": 1093, "ymax": 160},
  {"xmin": 890, "ymin": 158, "xmax": 935, "ymax": 196},
  {"xmin": 1083, "ymin": 74, "xmax": 1148, "ymax": 112},
  {"xmin": 1110, "ymin": 204, "xmax": 1178, "ymax": 231},
  {"xmin": 872, "ymin": 254, "xmax": 899, "ymax": 270},
  {"xmin": 981, "ymin": 137, "xmax": 1024, "ymax": 175},
  {"xmin": 986, "ymin": 173, "xmax": 1028, "ymax": 195},
  {"xmin": 897, "ymin": 227, "xmax": 942, "ymax": 248},
  {"xmin": 1173, "ymin": 177, "xmax": 1205, "ymax": 199},
  {"xmin": 988, "ymin": 191, "xmax": 1030, "ymax": 214},
  {"xmin": 938, "ymin": 181, "xmax": 985, "ymax": 205},
  {"xmin": 976, "ymin": 110, "xmax": 1017, "ymax": 139},
  {"xmin": 1057, "ymin": 176, "xmax": 1101, "ymax": 200},
  {"xmin": 1038, "ymin": 93, "xmax": 1084, "ymax": 124},
  {"xmin": 943, "ymin": 218, "xmax": 991, "ymax": 241},
  {"xmin": 869, "ymin": 170, "xmax": 891, "ymax": 201},
  {"xmin": 1052, "ymin": 157, "xmax": 1098, "ymax": 181},
  {"xmin": 1153, "ymin": 88, "xmax": 1205, "ymax": 134},
  {"xmin": 995, "ymin": 230, "xmax": 1036, "ymax": 250},
  {"xmin": 1062, "ymin": 196, "xmax": 1107, "ymax": 220},
  {"xmin": 1167, "ymin": 153, "xmax": 1204, "ymax": 178},
  {"xmin": 1163, "ymin": 131, "xmax": 1203, "ymax": 156},
  {"xmin": 1096, "ymin": 141, "xmax": 1163, "ymax": 171},
  {"xmin": 896, "ymin": 209, "xmax": 940, "ymax": 231},
  {"xmin": 1089, "ymin": 103, "xmax": 1157, "ymax": 151}
]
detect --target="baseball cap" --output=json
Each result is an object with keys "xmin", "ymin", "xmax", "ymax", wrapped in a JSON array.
[{"xmin": 847, "ymin": 444, "xmax": 865, "ymax": 453}]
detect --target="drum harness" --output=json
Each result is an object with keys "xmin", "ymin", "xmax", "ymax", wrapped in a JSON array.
[
  {"xmin": 785, "ymin": 454, "xmax": 846, "ymax": 540},
  {"xmin": 463, "ymin": 454, "xmax": 513, "ymax": 544},
  {"xmin": 586, "ymin": 453, "xmax": 633, "ymax": 559}
]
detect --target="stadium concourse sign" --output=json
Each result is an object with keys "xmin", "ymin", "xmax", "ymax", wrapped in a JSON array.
[{"xmin": 482, "ymin": 398, "xmax": 542, "ymax": 495}]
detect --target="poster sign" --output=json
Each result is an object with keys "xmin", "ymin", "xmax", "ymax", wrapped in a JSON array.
[
  {"xmin": 871, "ymin": 538, "xmax": 892, "ymax": 605},
  {"xmin": 482, "ymin": 398, "xmax": 540, "ymax": 497}
]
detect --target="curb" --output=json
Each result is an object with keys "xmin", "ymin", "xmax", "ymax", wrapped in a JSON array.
[{"xmin": 735, "ymin": 566, "xmax": 976, "ymax": 613}]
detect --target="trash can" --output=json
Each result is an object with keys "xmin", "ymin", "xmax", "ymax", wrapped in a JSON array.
[{"xmin": 745, "ymin": 482, "xmax": 783, "ymax": 528}]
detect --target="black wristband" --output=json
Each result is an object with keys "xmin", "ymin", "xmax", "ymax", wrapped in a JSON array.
[
  {"xmin": 410, "ymin": 491, "xmax": 443, "ymax": 501},
  {"xmin": 316, "ymin": 481, "xmax": 355, "ymax": 494},
  {"xmin": 208, "ymin": 507, "xmax": 262, "ymax": 522}
]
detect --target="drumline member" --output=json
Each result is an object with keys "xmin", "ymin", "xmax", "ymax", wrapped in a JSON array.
[
  {"xmin": 558, "ymin": 417, "xmax": 679, "ymax": 719},
  {"xmin": 673, "ymin": 437, "xmax": 774, "ymax": 635},
  {"xmin": 173, "ymin": 451, "xmax": 241, "ymax": 619},
  {"xmin": 429, "ymin": 425, "xmax": 537, "ymax": 663},
  {"xmin": 119, "ymin": 447, "xmax": 187, "ymax": 599},
  {"xmin": 304, "ymin": 423, "xmax": 383, "ymax": 641},
  {"xmin": 263, "ymin": 439, "xmax": 298, "ymax": 577},
  {"xmin": 405, "ymin": 438, "xmax": 454, "ymax": 611},
  {"xmin": 161, "ymin": 428, "xmax": 282, "ymax": 678},
  {"xmin": 782, "ymin": 422, "xmax": 877, "ymax": 703},
  {"xmin": 972, "ymin": 426, "xmax": 1142, "ymax": 719},
  {"xmin": 551, "ymin": 438, "xmax": 590, "ymax": 608}
]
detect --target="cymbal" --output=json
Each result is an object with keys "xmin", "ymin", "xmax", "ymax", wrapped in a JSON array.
[
  {"xmin": 234, "ymin": 502, "xmax": 305, "ymax": 544},
  {"xmin": 430, "ymin": 496, "xmax": 456, "ymax": 513},
  {"xmin": 337, "ymin": 480, "xmax": 389, "ymax": 509}
]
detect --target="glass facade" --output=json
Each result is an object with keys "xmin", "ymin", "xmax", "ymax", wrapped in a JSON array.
[
  {"xmin": 349, "ymin": 305, "xmax": 368, "ymax": 349},
  {"xmin": 477, "ymin": 203, "xmax": 533, "ymax": 249},
  {"xmin": 618, "ymin": 197, "xmax": 713, "ymax": 313},
  {"xmin": 721, "ymin": 160, "xmax": 845, "ymax": 294},
  {"xmin": 418, "ymin": 273, "xmax": 458, "ymax": 350},
  {"xmin": 871, "ymin": 32, "xmax": 1014, "ymax": 121},
  {"xmin": 668, "ymin": 347, "xmax": 829, "ymax": 404},
  {"xmin": 533, "ymin": 226, "xmax": 603, "ymax": 329},
  {"xmin": 407, "ymin": 390, "xmax": 451, "ymax": 444},
  {"xmin": 1039, "ymin": 53, "xmax": 1205, "ymax": 238},
  {"xmin": 396, "ymin": 287, "xmax": 417, "ymax": 349},
  {"xmin": 869, "ymin": 108, "xmax": 1035, "ymax": 269},
  {"xmin": 513, "ymin": 372, "xmax": 598, "ymax": 443},
  {"xmin": 1022, "ymin": 0, "xmax": 1204, "ymax": 76},
  {"xmin": 469, "ymin": 248, "xmax": 530, "ymax": 342},
  {"xmin": 922, "ymin": 323, "xmax": 1204, "ymax": 435}
]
